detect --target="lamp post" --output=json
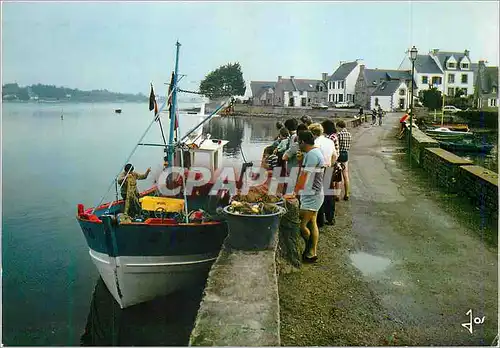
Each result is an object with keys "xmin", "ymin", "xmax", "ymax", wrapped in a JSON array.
[{"xmin": 409, "ymin": 46, "xmax": 418, "ymax": 167}]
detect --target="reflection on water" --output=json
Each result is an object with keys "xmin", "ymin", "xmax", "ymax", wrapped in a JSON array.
[
  {"xmin": 80, "ymin": 277, "xmax": 207, "ymax": 346},
  {"xmin": 203, "ymin": 116, "xmax": 277, "ymax": 161}
]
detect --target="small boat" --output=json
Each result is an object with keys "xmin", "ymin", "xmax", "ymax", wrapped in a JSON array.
[
  {"xmin": 431, "ymin": 123, "xmax": 469, "ymax": 132},
  {"xmin": 439, "ymin": 138, "xmax": 495, "ymax": 153},
  {"xmin": 425, "ymin": 127, "xmax": 473, "ymax": 141},
  {"xmin": 77, "ymin": 42, "xmax": 238, "ymax": 309},
  {"xmin": 115, "ymin": 109, "xmax": 122, "ymax": 114}
]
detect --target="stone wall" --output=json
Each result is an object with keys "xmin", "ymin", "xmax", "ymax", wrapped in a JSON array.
[
  {"xmin": 421, "ymin": 148, "xmax": 473, "ymax": 193},
  {"xmin": 405, "ymin": 129, "xmax": 498, "ymax": 228},
  {"xmin": 234, "ymin": 104, "xmax": 361, "ymax": 118},
  {"xmin": 457, "ymin": 165, "xmax": 498, "ymax": 225},
  {"xmin": 405, "ymin": 128, "xmax": 440, "ymax": 165},
  {"xmin": 189, "ymin": 243, "xmax": 281, "ymax": 347}
]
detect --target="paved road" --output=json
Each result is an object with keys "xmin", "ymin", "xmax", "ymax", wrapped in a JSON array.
[
  {"xmin": 347, "ymin": 113, "xmax": 497, "ymax": 345},
  {"xmin": 278, "ymin": 113, "xmax": 497, "ymax": 346}
]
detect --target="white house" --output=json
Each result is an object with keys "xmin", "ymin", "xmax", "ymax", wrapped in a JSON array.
[
  {"xmin": 399, "ymin": 49, "xmax": 474, "ymax": 97},
  {"xmin": 370, "ymin": 80, "xmax": 409, "ymax": 112},
  {"xmin": 327, "ymin": 60, "xmax": 363, "ymax": 105}
]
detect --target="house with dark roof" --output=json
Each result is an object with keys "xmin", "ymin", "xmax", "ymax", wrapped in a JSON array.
[
  {"xmin": 275, "ymin": 75, "xmax": 328, "ymax": 107},
  {"xmin": 354, "ymin": 66, "xmax": 412, "ymax": 109},
  {"xmin": 250, "ymin": 81, "xmax": 276, "ymax": 106},
  {"xmin": 327, "ymin": 60, "xmax": 363, "ymax": 105},
  {"xmin": 370, "ymin": 80, "xmax": 409, "ymax": 112},
  {"xmin": 399, "ymin": 49, "xmax": 475, "ymax": 98},
  {"xmin": 430, "ymin": 49, "xmax": 475, "ymax": 97},
  {"xmin": 474, "ymin": 60, "xmax": 498, "ymax": 109}
]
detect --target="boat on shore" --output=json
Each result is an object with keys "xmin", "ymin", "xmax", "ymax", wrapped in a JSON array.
[
  {"xmin": 115, "ymin": 109, "xmax": 122, "ymax": 114},
  {"xmin": 76, "ymin": 42, "xmax": 238, "ymax": 309}
]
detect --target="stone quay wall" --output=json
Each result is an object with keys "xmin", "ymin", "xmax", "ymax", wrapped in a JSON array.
[{"xmin": 405, "ymin": 128, "xmax": 498, "ymax": 228}]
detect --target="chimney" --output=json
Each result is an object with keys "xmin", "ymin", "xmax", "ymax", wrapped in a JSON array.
[
  {"xmin": 290, "ymin": 76, "xmax": 295, "ymax": 80},
  {"xmin": 431, "ymin": 49, "xmax": 439, "ymax": 56},
  {"xmin": 322, "ymin": 72, "xmax": 328, "ymax": 81},
  {"xmin": 278, "ymin": 76, "xmax": 282, "ymax": 82},
  {"xmin": 464, "ymin": 49, "xmax": 470, "ymax": 57}
]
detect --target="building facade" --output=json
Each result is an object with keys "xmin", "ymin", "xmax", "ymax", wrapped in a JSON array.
[
  {"xmin": 327, "ymin": 60, "xmax": 363, "ymax": 105},
  {"xmin": 474, "ymin": 61, "xmax": 499, "ymax": 109}
]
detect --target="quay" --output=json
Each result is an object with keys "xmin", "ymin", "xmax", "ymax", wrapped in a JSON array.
[{"xmin": 188, "ymin": 113, "xmax": 497, "ymax": 346}]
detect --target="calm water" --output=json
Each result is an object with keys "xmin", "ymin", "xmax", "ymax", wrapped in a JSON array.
[{"xmin": 1, "ymin": 102, "xmax": 276, "ymax": 346}]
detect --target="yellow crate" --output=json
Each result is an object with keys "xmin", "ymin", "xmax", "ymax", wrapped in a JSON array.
[{"xmin": 139, "ymin": 196, "xmax": 185, "ymax": 212}]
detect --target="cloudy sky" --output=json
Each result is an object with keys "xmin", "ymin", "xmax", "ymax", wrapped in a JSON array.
[{"xmin": 2, "ymin": 1, "xmax": 498, "ymax": 96}]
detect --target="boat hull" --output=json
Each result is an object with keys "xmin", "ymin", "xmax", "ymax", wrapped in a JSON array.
[
  {"xmin": 88, "ymin": 249, "xmax": 217, "ymax": 309},
  {"xmin": 439, "ymin": 142, "xmax": 495, "ymax": 153},
  {"xmin": 77, "ymin": 214, "xmax": 228, "ymax": 309}
]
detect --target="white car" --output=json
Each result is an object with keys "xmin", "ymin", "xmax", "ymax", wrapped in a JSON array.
[
  {"xmin": 335, "ymin": 101, "xmax": 355, "ymax": 108},
  {"xmin": 443, "ymin": 105, "xmax": 462, "ymax": 113}
]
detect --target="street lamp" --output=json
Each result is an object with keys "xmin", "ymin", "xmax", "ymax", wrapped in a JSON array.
[{"xmin": 409, "ymin": 45, "xmax": 418, "ymax": 167}]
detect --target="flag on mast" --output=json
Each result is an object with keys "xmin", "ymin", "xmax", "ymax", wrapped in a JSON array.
[{"xmin": 149, "ymin": 83, "xmax": 158, "ymax": 116}]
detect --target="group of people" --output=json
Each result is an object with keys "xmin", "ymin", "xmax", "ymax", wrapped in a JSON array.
[
  {"xmin": 263, "ymin": 115, "xmax": 352, "ymax": 263},
  {"xmin": 371, "ymin": 105, "xmax": 385, "ymax": 126}
]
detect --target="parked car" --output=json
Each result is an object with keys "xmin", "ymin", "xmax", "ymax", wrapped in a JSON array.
[
  {"xmin": 311, "ymin": 103, "xmax": 328, "ymax": 110},
  {"xmin": 334, "ymin": 101, "xmax": 355, "ymax": 108},
  {"xmin": 443, "ymin": 105, "xmax": 462, "ymax": 114}
]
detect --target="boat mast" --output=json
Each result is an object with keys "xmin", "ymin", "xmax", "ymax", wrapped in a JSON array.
[{"xmin": 167, "ymin": 41, "xmax": 181, "ymax": 165}]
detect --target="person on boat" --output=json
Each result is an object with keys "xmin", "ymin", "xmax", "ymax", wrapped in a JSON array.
[
  {"xmin": 118, "ymin": 163, "xmax": 151, "ymax": 216},
  {"xmin": 309, "ymin": 123, "xmax": 337, "ymax": 227},
  {"xmin": 295, "ymin": 130, "xmax": 325, "ymax": 263}
]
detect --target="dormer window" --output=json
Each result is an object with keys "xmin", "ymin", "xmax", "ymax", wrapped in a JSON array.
[
  {"xmin": 461, "ymin": 63, "xmax": 469, "ymax": 69},
  {"xmin": 448, "ymin": 62, "xmax": 456, "ymax": 69}
]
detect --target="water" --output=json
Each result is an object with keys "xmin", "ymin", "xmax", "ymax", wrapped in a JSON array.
[
  {"xmin": 349, "ymin": 252, "xmax": 392, "ymax": 277},
  {"xmin": 1, "ymin": 102, "xmax": 277, "ymax": 346},
  {"xmin": 458, "ymin": 132, "xmax": 498, "ymax": 173}
]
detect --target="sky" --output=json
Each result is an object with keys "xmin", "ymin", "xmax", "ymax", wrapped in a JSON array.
[{"xmin": 2, "ymin": 1, "xmax": 499, "ymax": 97}]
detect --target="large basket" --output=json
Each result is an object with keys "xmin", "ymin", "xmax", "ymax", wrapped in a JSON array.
[{"xmin": 222, "ymin": 204, "xmax": 286, "ymax": 251}]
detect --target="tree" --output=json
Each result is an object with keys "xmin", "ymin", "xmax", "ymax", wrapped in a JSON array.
[
  {"xmin": 421, "ymin": 87, "xmax": 443, "ymax": 111},
  {"xmin": 199, "ymin": 63, "xmax": 246, "ymax": 99}
]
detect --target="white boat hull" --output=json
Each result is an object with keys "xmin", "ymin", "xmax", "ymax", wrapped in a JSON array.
[{"xmin": 89, "ymin": 249, "xmax": 217, "ymax": 309}]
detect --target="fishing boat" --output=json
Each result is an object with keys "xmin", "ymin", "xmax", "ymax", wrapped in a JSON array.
[
  {"xmin": 76, "ymin": 42, "xmax": 240, "ymax": 309},
  {"xmin": 439, "ymin": 138, "xmax": 495, "ymax": 153}
]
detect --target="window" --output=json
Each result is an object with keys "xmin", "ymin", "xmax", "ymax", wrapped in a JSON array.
[
  {"xmin": 341, "ymin": 81, "xmax": 345, "ymax": 89},
  {"xmin": 448, "ymin": 87, "xmax": 455, "ymax": 96},
  {"xmin": 328, "ymin": 82, "xmax": 332, "ymax": 89},
  {"xmin": 301, "ymin": 98, "xmax": 306, "ymax": 107},
  {"xmin": 448, "ymin": 62, "xmax": 456, "ymax": 69},
  {"xmin": 422, "ymin": 76, "xmax": 428, "ymax": 84},
  {"xmin": 461, "ymin": 74, "xmax": 468, "ymax": 83},
  {"xmin": 338, "ymin": 94, "xmax": 343, "ymax": 102},
  {"xmin": 308, "ymin": 98, "xmax": 311, "ymax": 103},
  {"xmin": 493, "ymin": 86, "xmax": 497, "ymax": 94},
  {"xmin": 299, "ymin": 91, "xmax": 303, "ymax": 96},
  {"xmin": 490, "ymin": 99, "xmax": 497, "ymax": 107},
  {"xmin": 461, "ymin": 63, "xmax": 469, "ymax": 69},
  {"xmin": 399, "ymin": 89, "xmax": 406, "ymax": 96},
  {"xmin": 448, "ymin": 74, "xmax": 455, "ymax": 83},
  {"xmin": 432, "ymin": 76, "xmax": 442, "ymax": 85}
]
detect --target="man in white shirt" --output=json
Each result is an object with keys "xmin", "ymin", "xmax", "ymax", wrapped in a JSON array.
[{"xmin": 309, "ymin": 123, "xmax": 338, "ymax": 226}]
